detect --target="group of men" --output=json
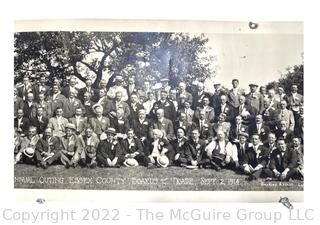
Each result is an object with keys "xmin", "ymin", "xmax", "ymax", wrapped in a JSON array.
[{"xmin": 14, "ymin": 74, "xmax": 304, "ymax": 181}]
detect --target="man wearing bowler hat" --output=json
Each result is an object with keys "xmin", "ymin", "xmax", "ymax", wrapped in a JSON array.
[{"xmin": 96, "ymin": 127, "xmax": 124, "ymax": 167}]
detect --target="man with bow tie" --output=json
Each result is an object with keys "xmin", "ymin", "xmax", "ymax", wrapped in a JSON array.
[
  {"xmin": 184, "ymin": 129, "xmax": 208, "ymax": 168},
  {"xmin": 149, "ymin": 108, "xmax": 175, "ymax": 141},
  {"xmin": 96, "ymin": 128, "xmax": 125, "ymax": 168},
  {"xmin": 228, "ymin": 79, "xmax": 245, "ymax": 108},
  {"xmin": 248, "ymin": 114, "xmax": 270, "ymax": 144},
  {"xmin": 79, "ymin": 127, "xmax": 100, "ymax": 168},
  {"xmin": 63, "ymin": 89, "xmax": 85, "ymax": 119},
  {"xmin": 29, "ymin": 106, "xmax": 49, "ymax": 136},
  {"xmin": 35, "ymin": 127, "xmax": 62, "ymax": 169},
  {"xmin": 275, "ymin": 100, "xmax": 295, "ymax": 131},
  {"xmin": 194, "ymin": 96, "xmax": 215, "ymax": 123},
  {"xmin": 214, "ymin": 94, "xmax": 234, "ymax": 122},
  {"xmin": 121, "ymin": 128, "xmax": 147, "ymax": 167},
  {"xmin": 242, "ymin": 134, "xmax": 271, "ymax": 181},
  {"xmin": 170, "ymin": 127, "xmax": 189, "ymax": 166},
  {"xmin": 69, "ymin": 107, "xmax": 88, "ymax": 135},
  {"xmin": 60, "ymin": 123, "xmax": 84, "ymax": 168},
  {"xmin": 14, "ymin": 109, "xmax": 30, "ymax": 136},
  {"xmin": 48, "ymin": 107, "xmax": 69, "ymax": 137},
  {"xmin": 88, "ymin": 104, "xmax": 110, "ymax": 138},
  {"xmin": 267, "ymin": 138, "xmax": 299, "ymax": 181},
  {"xmin": 246, "ymin": 83, "xmax": 264, "ymax": 115}
]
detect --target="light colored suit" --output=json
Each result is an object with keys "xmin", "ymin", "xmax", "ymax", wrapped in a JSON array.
[{"xmin": 48, "ymin": 116, "xmax": 69, "ymax": 137}]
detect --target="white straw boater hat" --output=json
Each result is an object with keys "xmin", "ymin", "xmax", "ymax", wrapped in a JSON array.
[
  {"xmin": 124, "ymin": 158, "xmax": 139, "ymax": 167},
  {"xmin": 156, "ymin": 155, "xmax": 169, "ymax": 168},
  {"xmin": 23, "ymin": 147, "xmax": 35, "ymax": 158}
]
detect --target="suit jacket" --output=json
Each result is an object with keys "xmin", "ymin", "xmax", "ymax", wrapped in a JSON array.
[
  {"xmin": 29, "ymin": 116, "xmax": 49, "ymax": 135},
  {"xmin": 145, "ymin": 138, "xmax": 173, "ymax": 160},
  {"xmin": 63, "ymin": 98, "xmax": 85, "ymax": 119},
  {"xmin": 178, "ymin": 108, "xmax": 194, "ymax": 123},
  {"xmin": 229, "ymin": 124, "xmax": 248, "ymax": 143},
  {"xmin": 235, "ymin": 104, "xmax": 255, "ymax": 125},
  {"xmin": 88, "ymin": 116, "xmax": 110, "ymax": 136},
  {"xmin": 243, "ymin": 144, "xmax": 269, "ymax": 168},
  {"xmin": 192, "ymin": 91, "xmax": 210, "ymax": 109},
  {"xmin": 177, "ymin": 91, "xmax": 193, "ymax": 109},
  {"xmin": 14, "ymin": 96, "xmax": 24, "ymax": 118},
  {"xmin": 47, "ymin": 94, "xmax": 67, "ymax": 115},
  {"xmin": 194, "ymin": 105, "xmax": 215, "ymax": 123},
  {"xmin": 14, "ymin": 117, "xmax": 30, "ymax": 135},
  {"xmin": 215, "ymin": 103, "xmax": 234, "ymax": 122},
  {"xmin": 261, "ymin": 106, "xmax": 277, "ymax": 130},
  {"xmin": 110, "ymin": 117, "xmax": 130, "ymax": 135},
  {"xmin": 97, "ymin": 139, "xmax": 124, "ymax": 160},
  {"xmin": 20, "ymin": 135, "xmax": 41, "ymax": 150},
  {"xmin": 60, "ymin": 134, "xmax": 84, "ymax": 156},
  {"xmin": 110, "ymin": 101, "xmax": 131, "ymax": 119},
  {"xmin": 37, "ymin": 100, "xmax": 53, "ymax": 118},
  {"xmin": 151, "ymin": 100, "xmax": 177, "ymax": 122},
  {"xmin": 23, "ymin": 101, "xmax": 38, "ymax": 118},
  {"xmin": 149, "ymin": 118, "xmax": 174, "ymax": 140},
  {"xmin": 234, "ymin": 142, "xmax": 251, "ymax": 165},
  {"xmin": 131, "ymin": 118, "xmax": 150, "ymax": 139},
  {"xmin": 275, "ymin": 129, "xmax": 293, "ymax": 144},
  {"xmin": 17, "ymin": 84, "xmax": 34, "ymax": 101},
  {"xmin": 228, "ymin": 88, "xmax": 245, "ymax": 108},
  {"xmin": 194, "ymin": 118, "xmax": 214, "ymax": 142},
  {"xmin": 184, "ymin": 138, "xmax": 207, "ymax": 162},
  {"xmin": 170, "ymin": 136, "xmax": 188, "ymax": 156},
  {"xmin": 121, "ymin": 137, "xmax": 144, "ymax": 155},
  {"xmin": 245, "ymin": 92, "xmax": 264, "ymax": 115},
  {"xmin": 69, "ymin": 116, "xmax": 88, "ymax": 135},
  {"xmin": 248, "ymin": 123, "xmax": 270, "ymax": 143},
  {"xmin": 36, "ymin": 136, "xmax": 62, "ymax": 154},
  {"xmin": 173, "ymin": 120, "xmax": 193, "ymax": 137},
  {"xmin": 294, "ymin": 114, "xmax": 304, "ymax": 141},
  {"xmin": 48, "ymin": 116, "xmax": 69, "ymax": 137},
  {"xmin": 97, "ymin": 97, "xmax": 113, "ymax": 116},
  {"xmin": 285, "ymin": 93, "xmax": 303, "ymax": 112},
  {"xmin": 81, "ymin": 135, "xmax": 100, "ymax": 158},
  {"xmin": 129, "ymin": 102, "xmax": 144, "ymax": 121},
  {"xmin": 269, "ymin": 148, "xmax": 298, "ymax": 172},
  {"xmin": 61, "ymin": 86, "xmax": 79, "ymax": 98},
  {"xmin": 83, "ymin": 100, "xmax": 96, "ymax": 118},
  {"xmin": 33, "ymin": 84, "xmax": 50, "ymax": 101},
  {"xmin": 210, "ymin": 88, "xmax": 228, "ymax": 108},
  {"xmin": 275, "ymin": 108, "xmax": 295, "ymax": 131},
  {"xmin": 78, "ymin": 87, "xmax": 98, "ymax": 103}
]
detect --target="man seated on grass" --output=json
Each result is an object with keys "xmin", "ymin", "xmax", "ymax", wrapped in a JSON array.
[
  {"xmin": 60, "ymin": 123, "xmax": 83, "ymax": 168},
  {"xmin": 35, "ymin": 127, "xmax": 62, "ymax": 169},
  {"xmin": 241, "ymin": 134, "xmax": 272, "ymax": 181},
  {"xmin": 205, "ymin": 130, "xmax": 238, "ymax": 171},
  {"xmin": 267, "ymin": 138, "xmax": 299, "ymax": 181},
  {"xmin": 96, "ymin": 128, "xmax": 124, "ymax": 168},
  {"xmin": 145, "ymin": 129, "xmax": 172, "ymax": 168},
  {"xmin": 183, "ymin": 129, "xmax": 208, "ymax": 168},
  {"xmin": 15, "ymin": 126, "xmax": 40, "ymax": 165},
  {"xmin": 79, "ymin": 127, "xmax": 100, "ymax": 168},
  {"xmin": 121, "ymin": 128, "xmax": 147, "ymax": 167},
  {"xmin": 170, "ymin": 127, "xmax": 189, "ymax": 166}
]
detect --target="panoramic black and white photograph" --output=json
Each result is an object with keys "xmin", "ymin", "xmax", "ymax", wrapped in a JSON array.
[{"xmin": 13, "ymin": 21, "xmax": 303, "ymax": 192}]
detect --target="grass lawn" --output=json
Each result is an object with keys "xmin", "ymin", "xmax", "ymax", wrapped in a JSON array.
[{"xmin": 14, "ymin": 164, "xmax": 303, "ymax": 191}]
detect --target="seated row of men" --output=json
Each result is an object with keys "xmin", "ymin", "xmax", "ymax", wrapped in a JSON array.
[{"xmin": 14, "ymin": 118, "xmax": 304, "ymax": 182}]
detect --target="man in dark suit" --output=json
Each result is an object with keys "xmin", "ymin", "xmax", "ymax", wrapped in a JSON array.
[
  {"xmin": 17, "ymin": 76, "xmax": 34, "ymax": 101},
  {"xmin": 194, "ymin": 96, "xmax": 215, "ymax": 123},
  {"xmin": 63, "ymin": 89, "xmax": 85, "ymax": 119},
  {"xmin": 29, "ymin": 106, "xmax": 49, "ymax": 136},
  {"xmin": 96, "ymin": 128, "xmax": 124, "ymax": 167},
  {"xmin": 173, "ymin": 112, "xmax": 194, "ymax": 137},
  {"xmin": 23, "ymin": 92, "xmax": 38, "ymax": 118},
  {"xmin": 128, "ymin": 92, "xmax": 144, "ymax": 121},
  {"xmin": 193, "ymin": 109, "xmax": 214, "ymax": 144},
  {"xmin": 149, "ymin": 108, "xmax": 175, "ymax": 140},
  {"xmin": 177, "ymin": 82, "xmax": 193, "ymax": 110},
  {"xmin": 215, "ymin": 94, "xmax": 234, "ymax": 122},
  {"xmin": 192, "ymin": 82, "xmax": 210, "ymax": 110},
  {"xmin": 61, "ymin": 77, "xmax": 79, "ymax": 99},
  {"xmin": 83, "ymin": 91, "xmax": 96, "ymax": 118},
  {"xmin": 131, "ymin": 109, "xmax": 150, "ymax": 144},
  {"xmin": 210, "ymin": 82, "xmax": 228, "ymax": 108},
  {"xmin": 33, "ymin": 75, "xmax": 50, "ymax": 101},
  {"xmin": 248, "ymin": 115, "xmax": 270, "ymax": 144},
  {"xmin": 183, "ymin": 129, "xmax": 208, "ymax": 167},
  {"xmin": 78, "ymin": 78, "xmax": 98, "ymax": 103},
  {"xmin": 121, "ymin": 128, "xmax": 147, "ymax": 167},
  {"xmin": 235, "ymin": 95, "xmax": 255, "ymax": 126},
  {"xmin": 229, "ymin": 115, "xmax": 248, "ymax": 144},
  {"xmin": 35, "ymin": 127, "xmax": 62, "ymax": 169},
  {"xmin": 110, "ymin": 108, "xmax": 130, "ymax": 141},
  {"xmin": 268, "ymin": 138, "xmax": 299, "ymax": 181},
  {"xmin": 97, "ymin": 88, "xmax": 113, "ymax": 116},
  {"xmin": 47, "ymin": 85, "xmax": 67, "ymax": 116},
  {"xmin": 234, "ymin": 132, "xmax": 251, "ymax": 168},
  {"xmin": 242, "ymin": 134, "xmax": 272, "ymax": 181},
  {"xmin": 170, "ymin": 127, "xmax": 188, "ymax": 166},
  {"xmin": 109, "ymin": 91, "xmax": 131, "ymax": 119},
  {"xmin": 14, "ymin": 109, "xmax": 30, "ymax": 136},
  {"xmin": 261, "ymin": 98, "xmax": 277, "ymax": 131},
  {"xmin": 246, "ymin": 83, "xmax": 264, "ymax": 115},
  {"xmin": 275, "ymin": 120, "xmax": 294, "ymax": 144},
  {"xmin": 228, "ymin": 79, "xmax": 245, "ymax": 108},
  {"xmin": 150, "ymin": 90, "xmax": 176, "ymax": 122}
]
